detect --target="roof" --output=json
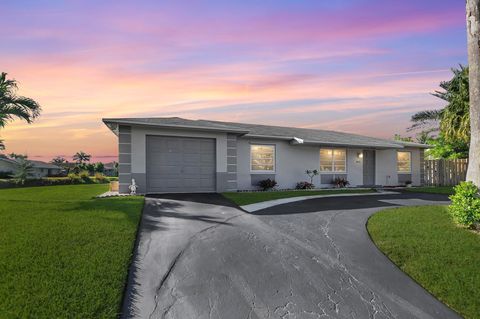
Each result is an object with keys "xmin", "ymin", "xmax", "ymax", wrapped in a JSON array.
[
  {"xmin": 0, "ymin": 157, "xmax": 61, "ymax": 169},
  {"xmin": 29, "ymin": 160, "xmax": 62, "ymax": 169},
  {"xmin": 103, "ymin": 117, "xmax": 430, "ymax": 149}
]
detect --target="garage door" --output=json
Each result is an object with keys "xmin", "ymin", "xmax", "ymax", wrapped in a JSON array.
[{"xmin": 146, "ymin": 136, "xmax": 216, "ymax": 193}]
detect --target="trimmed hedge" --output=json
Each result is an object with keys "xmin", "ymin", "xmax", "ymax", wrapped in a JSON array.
[{"xmin": 0, "ymin": 176, "xmax": 118, "ymax": 189}]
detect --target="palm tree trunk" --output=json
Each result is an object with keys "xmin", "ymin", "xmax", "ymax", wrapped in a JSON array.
[{"xmin": 466, "ymin": 0, "xmax": 480, "ymax": 185}]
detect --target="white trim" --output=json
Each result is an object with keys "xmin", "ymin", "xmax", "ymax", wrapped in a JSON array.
[
  {"xmin": 397, "ymin": 151, "xmax": 412, "ymax": 173},
  {"xmin": 319, "ymin": 147, "xmax": 347, "ymax": 174},
  {"xmin": 250, "ymin": 144, "xmax": 276, "ymax": 173}
]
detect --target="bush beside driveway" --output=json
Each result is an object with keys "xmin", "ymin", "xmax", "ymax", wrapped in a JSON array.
[
  {"xmin": 368, "ymin": 205, "xmax": 480, "ymax": 319},
  {"xmin": 0, "ymin": 184, "xmax": 144, "ymax": 318}
]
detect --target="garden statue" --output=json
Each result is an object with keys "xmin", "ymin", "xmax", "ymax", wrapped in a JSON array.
[{"xmin": 129, "ymin": 178, "xmax": 138, "ymax": 195}]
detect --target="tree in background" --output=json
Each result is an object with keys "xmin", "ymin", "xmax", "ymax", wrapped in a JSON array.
[
  {"xmin": 8, "ymin": 153, "xmax": 27, "ymax": 160},
  {"xmin": 13, "ymin": 158, "xmax": 33, "ymax": 184},
  {"xmin": 466, "ymin": 0, "xmax": 480, "ymax": 186},
  {"xmin": 408, "ymin": 66, "xmax": 470, "ymax": 159},
  {"xmin": 94, "ymin": 162, "xmax": 104, "ymax": 173},
  {"xmin": 0, "ymin": 72, "xmax": 41, "ymax": 150},
  {"xmin": 85, "ymin": 163, "xmax": 95, "ymax": 175},
  {"xmin": 72, "ymin": 151, "xmax": 91, "ymax": 165},
  {"xmin": 50, "ymin": 156, "xmax": 67, "ymax": 166}
]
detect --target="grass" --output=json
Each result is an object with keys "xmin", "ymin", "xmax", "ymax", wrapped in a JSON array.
[
  {"xmin": 368, "ymin": 206, "xmax": 480, "ymax": 319},
  {"xmin": 0, "ymin": 184, "xmax": 144, "ymax": 318},
  {"xmin": 223, "ymin": 188, "xmax": 374, "ymax": 206},
  {"xmin": 404, "ymin": 186, "xmax": 454, "ymax": 195}
]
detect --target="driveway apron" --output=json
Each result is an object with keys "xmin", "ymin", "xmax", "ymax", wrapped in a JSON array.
[{"xmin": 122, "ymin": 192, "xmax": 459, "ymax": 319}]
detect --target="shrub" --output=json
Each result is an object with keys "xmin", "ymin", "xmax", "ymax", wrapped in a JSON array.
[
  {"xmin": 296, "ymin": 181, "xmax": 315, "ymax": 190},
  {"xmin": 79, "ymin": 171, "xmax": 92, "ymax": 183},
  {"xmin": 257, "ymin": 178, "xmax": 277, "ymax": 191},
  {"xmin": 94, "ymin": 173, "xmax": 108, "ymax": 183},
  {"xmin": 332, "ymin": 177, "xmax": 349, "ymax": 188},
  {"xmin": 305, "ymin": 169, "xmax": 319, "ymax": 184},
  {"xmin": 449, "ymin": 181, "xmax": 480, "ymax": 229},
  {"xmin": 68, "ymin": 173, "xmax": 82, "ymax": 184}
]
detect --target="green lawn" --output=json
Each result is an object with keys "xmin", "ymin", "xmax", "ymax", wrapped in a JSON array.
[
  {"xmin": 0, "ymin": 184, "xmax": 144, "ymax": 319},
  {"xmin": 223, "ymin": 188, "xmax": 374, "ymax": 206},
  {"xmin": 404, "ymin": 186, "xmax": 455, "ymax": 195},
  {"xmin": 368, "ymin": 206, "xmax": 480, "ymax": 319}
]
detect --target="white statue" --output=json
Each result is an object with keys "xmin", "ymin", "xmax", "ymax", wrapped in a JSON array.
[{"xmin": 129, "ymin": 178, "xmax": 138, "ymax": 195}]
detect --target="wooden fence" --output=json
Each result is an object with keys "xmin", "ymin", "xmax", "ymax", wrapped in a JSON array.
[{"xmin": 424, "ymin": 159, "xmax": 468, "ymax": 186}]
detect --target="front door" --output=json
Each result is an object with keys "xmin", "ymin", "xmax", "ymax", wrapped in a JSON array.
[{"xmin": 363, "ymin": 150, "xmax": 375, "ymax": 186}]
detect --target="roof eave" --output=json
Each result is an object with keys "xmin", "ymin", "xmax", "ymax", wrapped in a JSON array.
[
  {"xmin": 242, "ymin": 134, "xmax": 403, "ymax": 149},
  {"xmin": 102, "ymin": 119, "xmax": 250, "ymax": 135}
]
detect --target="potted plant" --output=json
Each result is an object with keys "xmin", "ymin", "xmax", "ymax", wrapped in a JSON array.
[{"xmin": 405, "ymin": 180, "xmax": 413, "ymax": 188}]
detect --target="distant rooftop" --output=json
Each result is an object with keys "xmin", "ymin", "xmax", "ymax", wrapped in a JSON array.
[{"xmin": 103, "ymin": 117, "xmax": 429, "ymax": 149}]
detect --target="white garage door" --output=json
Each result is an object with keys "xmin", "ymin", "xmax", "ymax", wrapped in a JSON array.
[{"xmin": 146, "ymin": 136, "xmax": 216, "ymax": 193}]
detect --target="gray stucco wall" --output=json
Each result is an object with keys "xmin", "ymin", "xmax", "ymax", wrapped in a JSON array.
[
  {"xmin": 236, "ymin": 138, "xmax": 365, "ymax": 190},
  {"xmin": 117, "ymin": 125, "xmax": 425, "ymax": 193},
  {"xmin": 118, "ymin": 125, "xmax": 132, "ymax": 193},
  {"xmin": 375, "ymin": 148, "xmax": 422, "ymax": 187}
]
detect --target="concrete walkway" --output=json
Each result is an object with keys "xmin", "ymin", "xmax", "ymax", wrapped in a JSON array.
[
  {"xmin": 240, "ymin": 191, "xmax": 399, "ymax": 212},
  {"xmin": 122, "ymin": 192, "xmax": 458, "ymax": 319}
]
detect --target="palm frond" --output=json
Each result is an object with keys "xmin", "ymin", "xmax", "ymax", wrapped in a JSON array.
[
  {"xmin": 0, "ymin": 72, "xmax": 41, "ymax": 127},
  {"xmin": 407, "ymin": 109, "xmax": 442, "ymax": 132}
]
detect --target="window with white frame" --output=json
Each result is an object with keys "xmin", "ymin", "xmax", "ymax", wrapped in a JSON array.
[
  {"xmin": 319, "ymin": 148, "xmax": 346, "ymax": 172},
  {"xmin": 397, "ymin": 151, "xmax": 411, "ymax": 173},
  {"xmin": 250, "ymin": 144, "xmax": 275, "ymax": 172}
]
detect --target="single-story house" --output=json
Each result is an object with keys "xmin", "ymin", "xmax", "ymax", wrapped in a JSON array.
[
  {"xmin": 0, "ymin": 157, "xmax": 62, "ymax": 178},
  {"xmin": 102, "ymin": 117, "xmax": 429, "ymax": 194}
]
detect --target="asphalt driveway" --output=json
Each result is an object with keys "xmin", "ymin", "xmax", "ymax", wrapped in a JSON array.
[{"xmin": 122, "ymin": 192, "xmax": 460, "ymax": 319}]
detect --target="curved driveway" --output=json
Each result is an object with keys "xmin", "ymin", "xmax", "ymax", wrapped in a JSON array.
[{"xmin": 122, "ymin": 192, "xmax": 460, "ymax": 319}]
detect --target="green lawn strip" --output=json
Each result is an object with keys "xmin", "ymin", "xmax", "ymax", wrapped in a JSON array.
[
  {"xmin": 223, "ymin": 189, "xmax": 374, "ymax": 206},
  {"xmin": 0, "ymin": 184, "xmax": 109, "ymax": 201},
  {"xmin": 367, "ymin": 206, "xmax": 480, "ymax": 319},
  {"xmin": 404, "ymin": 186, "xmax": 454, "ymax": 195},
  {"xmin": 0, "ymin": 184, "xmax": 144, "ymax": 318}
]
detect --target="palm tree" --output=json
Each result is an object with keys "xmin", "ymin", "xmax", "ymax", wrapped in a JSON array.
[
  {"xmin": 466, "ymin": 0, "xmax": 480, "ymax": 185},
  {"xmin": 13, "ymin": 158, "xmax": 34, "ymax": 185},
  {"xmin": 0, "ymin": 72, "xmax": 42, "ymax": 150},
  {"xmin": 408, "ymin": 109, "xmax": 442, "ymax": 132},
  {"xmin": 410, "ymin": 66, "xmax": 469, "ymax": 143},
  {"xmin": 73, "ymin": 151, "xmax": 91, "ymax": 164},
  {"xmin": 51, "ymin": 156, "xmax": 67, "ymax": 166},
  {"xmin": 437, "ymin": 66, "xmax": 470, "ymax": 144}
]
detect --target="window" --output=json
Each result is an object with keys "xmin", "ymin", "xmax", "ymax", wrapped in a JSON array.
[
  {"xmin": 320, "ymin": 148, "xmax": 346, "ymax": 172},
  {"xmin": 397, "ymin": 151, "xmax": 411, "ymax": 173},
  {"xmin": 251, "ymin": 145, "xmax": 275, "ymax": 172}
]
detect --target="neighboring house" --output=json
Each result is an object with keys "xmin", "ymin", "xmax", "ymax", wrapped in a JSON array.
[
  {"xmin": 0, "ymin": 157, "xmax": 62, "ymax": 178},
  {"xmin": 103, "ymin": 117, "xmax": 429, "ymax": 194},
  {"xmin": 103, "ymin": 162, "xmax": 118, "ymax": 176}
]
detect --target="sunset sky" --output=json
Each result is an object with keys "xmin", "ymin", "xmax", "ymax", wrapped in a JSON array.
[{"xmin": 0, "ymin": 0, "xmax": 467, "ymax": 162}]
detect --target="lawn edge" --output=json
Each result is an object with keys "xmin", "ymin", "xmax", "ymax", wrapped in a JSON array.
[
  {"xmin": 365, "ymin": 206, "xmax": 463, "ymax": 318},
  {"xmin": 118, "ymin": 198, "xmax": 146, "ymax": 318}
]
